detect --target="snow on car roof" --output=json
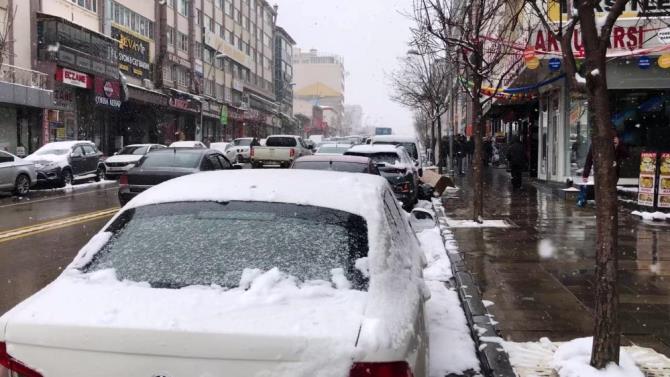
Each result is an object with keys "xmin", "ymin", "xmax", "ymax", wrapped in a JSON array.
[
  {"xmin": 371, "ymin": 135, "xmax": 418, "ymax": 143},
  {"xmin": 40, "ymin": 140, "xmax": 93, "ymax": 149},
  {"xmin": 346, "ymin": 144, "xmax": 401, "ymax": 154},
  {"xmin": 170, "ymin": 141, "xmax": 204, "ymax": 147}
]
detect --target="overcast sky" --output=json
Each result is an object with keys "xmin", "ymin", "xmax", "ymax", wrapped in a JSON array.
[{"xmin": 274, "ymin": 0, "xmax": 415, "ymax": 135}]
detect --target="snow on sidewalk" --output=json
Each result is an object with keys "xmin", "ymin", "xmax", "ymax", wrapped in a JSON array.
[{"xmin": 416, "ymin": 201, "xmax": 481, "ymax": 377}]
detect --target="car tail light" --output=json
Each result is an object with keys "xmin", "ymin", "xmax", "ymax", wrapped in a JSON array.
[
  {"xmin": 0, "ymin": 342, "xmax": 43, "ymax": 377},
  {"xmin": 119, "ymin": 174, "xmax": 128, "ymax": 187},
  {"xmin": 289, "ymin": 148, "xmax": 295, "ymax": 158},
  {"xmin": 397, "ymin": 182, "xmax": 411, "ymax": 193},
  {"xmin": 349, "ymin": 362, "xmax": 414, "ymax": 377},
  {"xmin": 250, "ymin": 147, "xmax": 255, "ymax": 157}
]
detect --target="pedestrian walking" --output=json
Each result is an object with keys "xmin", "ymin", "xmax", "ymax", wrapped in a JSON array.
[
  {"xmin": 454, "ymin": 135, "xmax": 464, "ymax": 175},
  {"xmin": 466, "ymin": 137, "xmax": 474, "ymax": 165},
  {"xmin": 581, "ymin": 132, "xmax": 629, "ymax": 183},
  {"xmin": 506, "ymin": 136, "xmax": 526, "ymax": 189},
  {"xmin": 484, "ymin": 137, "xmax": 493, "ymax": 167}
]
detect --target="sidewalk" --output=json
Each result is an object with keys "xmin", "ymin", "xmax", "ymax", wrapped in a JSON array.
[{"xmin": 442, "ymin": 167, "xmax": 670, "ymax": 357}]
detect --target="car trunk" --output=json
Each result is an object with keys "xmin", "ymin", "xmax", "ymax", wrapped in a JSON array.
[
  {"xmin": 127, "ymin": 168, "xmax": 195, "ymax": 187},
  {"xmin": 2, "ymin": 282, "xmax": 366, "ymax": 376}
]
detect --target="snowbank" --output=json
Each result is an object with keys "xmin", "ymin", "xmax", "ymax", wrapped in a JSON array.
[
  {"xmin": 553, "ymin": 338, "xmax": 643, "ymax": 377},
  {"xmin": 446, "ymin": 218, "xmax": 511, "ymax": 228},
  {"xmin": 632, "ymin": 211, "xmax": 669, "ymax": 221},
  {"xmin": 418, "ymin": 227, "xmax": 452, "ymax": 281}
]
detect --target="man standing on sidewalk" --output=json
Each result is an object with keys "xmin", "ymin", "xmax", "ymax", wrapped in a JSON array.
[
  {"xmin": 507, "ymin": 136, "xmax": 526, "ymax": 189},
  {"xmin": 581, "ymin": 133, "xmax": 629, "ymax": 183}
]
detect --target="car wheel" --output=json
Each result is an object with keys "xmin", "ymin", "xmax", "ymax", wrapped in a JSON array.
[
  {"xmin": 13, "ymin": 174, "xmax": 30, "ymax": 196},
  {"xmin": 59, "ymin": 168, "xmax": 73, "ymax": 187},
  {"xmin": 95, "ymin": 165, "xmax": 105, "ymax": 182}
]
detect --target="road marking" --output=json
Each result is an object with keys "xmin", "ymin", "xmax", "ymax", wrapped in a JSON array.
[
  {"xmin": 0, "ymin": 208, "xmax": 118, "ymax": 243},
  {"xmin": 0, "ymin": 186, "xmax": 118, "ymax": 209}
]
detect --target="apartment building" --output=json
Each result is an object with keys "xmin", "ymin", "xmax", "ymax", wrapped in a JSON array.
[
  {"xmin": 0, "ymin": 0, "xmax": 289, "ymax": 156},
  {"xmin": 274, "ymin": 26, "xmax": 296, "ymax": 134},
  {"xmin": 292, "ymin": 48, "xmax": 345, "ymax": 136}
]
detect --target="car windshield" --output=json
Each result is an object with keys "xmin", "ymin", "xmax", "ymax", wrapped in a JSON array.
[
  {"xmin": 234, "ymin": 139, "xmax": 252, "ymax": 146},
  {"xmin": 139, "ymin": 152, "xmax": 201, "ymax": 169},
  {"xmin": 266, "ymin": 137, "xmax": 297, "ymax": 147},
  {"xmin": 293, "ymin": 160, "xmax": 369, "ymax": 173},
  {"xmin": 33, "ymin": 148, "xmax": 70, "ymax": 156},
  {"xmin": 317, "ymin": 146, "xmax": 351, "ymax": 154},
  {"xmin": 347, "ymin": 152, "xmax": 401, "ymax": 166},
  {"xmin": 374, "ymin": 142, "xmax": 418, "ymax": 160},
  {"xmin": 119, "ymin": 146, "xmax": 149, "ymax": 155},
  {"xmin": 83, "ymin": 201, "xmax": 369, "ymax": 289}
]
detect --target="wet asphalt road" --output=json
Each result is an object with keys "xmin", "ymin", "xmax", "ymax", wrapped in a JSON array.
[
  {"xmin": 0, "ymin": 181, "xmax": 120, "ymax": 314},
  {"xmin": 444, "ymin": 165, "xmax": 670, "ymax": 356}
]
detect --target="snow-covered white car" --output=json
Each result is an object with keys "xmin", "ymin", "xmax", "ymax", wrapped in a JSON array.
[
  {"xmin": 168, "ymin": 140, "xmax": 207, "ymax": 148},
  {"xmin": 228, "ymin": 137, "xmax": 259, "ymax": 162},
  {"xmin": 103, "ymin": 144, "xmax": 166, "ymax": 179},
  {"xmin": 315, "ymin": 143, "xmax": 353, "ymax": 156},
  {"xmin": 24, "ymin": 141, "xmax": 104, "ymax": 187},
  {"xmin": 0, "ymin": 170, "xmax": 429, "ymax": 377},
  {"xmin": 209, "ymin": 142, "xmax": 239, "ymax": 163}
]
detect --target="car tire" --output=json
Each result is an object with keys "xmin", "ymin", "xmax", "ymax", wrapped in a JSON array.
[
  {"xmin": 95, "ymin": 165, "xmax": 105, "ymax": 182},
  {"xmin": 59, "ymin": 168, "xmax": 73, "ymax": 188},
  {"xmin": 13, "ymin": 174, "xmax": 30, "ymax": 196}
]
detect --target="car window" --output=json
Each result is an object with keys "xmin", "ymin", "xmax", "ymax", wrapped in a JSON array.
[
  {"xmin": 0, "ymin": 151, "xmax": 14, "ymax": 163},
  {"xmin": 201, "ymin": 156, "xmax": 217, "ymax": 171},
  {"xmin": 207, "ymin": 155, "xmax": 223, "ymax": 170},
  {"xmin": 84, "ymin": 201, "xmax": 369, "ymax": 289},
  {"xmin": 120, "ymin": 146, "xmax": 149, "ymax": 155},
  {"xmin": 71, "ymin": 146, "xmax": 84, "ymax": 157},
  {"xmin": 217, "ymin": 155, "xmax": 232, "ymax": 169},
  {"xmin": 266, "ymin": 137, "xmax": 297, "ymax": 147},
  {"xmin": 234, "ymin": 139, "xmax": 252, "ymax": 146},
  {"xmin": 82, "ymin": 145, "xmax": 97, "ymax": 156},
  {"xmin": 140, "ymin": 152, "xmax": 201, "ymax": 169},
  {"xmin": 292, "ymin": 160, "xmax": 369, "ymax": 173},
  {"xmin": 346, "ymin": 152, "xmax": 401, "ymax": 165}
]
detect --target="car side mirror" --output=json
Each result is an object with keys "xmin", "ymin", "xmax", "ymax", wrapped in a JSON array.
[
  {"xmin": 409, "ymin": 208, "xmax": 436, "ymax": 232},
  {"xmin": 233, "ymin": 163, "xmax": 243, "ymax": 169}
]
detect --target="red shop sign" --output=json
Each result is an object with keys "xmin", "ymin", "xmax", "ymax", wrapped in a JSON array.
[
  {"xmin": 56, "ymin": 67, "xmax": 91, "ymax": 89},
  {"xmin": 94, "ymin": 77, "xmax": 122, "ymax": 108}
]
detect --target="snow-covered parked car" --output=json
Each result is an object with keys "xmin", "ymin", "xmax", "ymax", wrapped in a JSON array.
[
  {"xmin": 104, "ymin": 144, "xmax": 166, "ymax": 180},
  {"xmin": 24, "ymin": 141, "xmax": 105, "ymax": 187},
  {"xmin": 0, "ymin": 150, "xmax": 37, "ymax": 195},
  {"xmin": 0, "ymin": 170, "xmax": 429, "ymax": 377},
  {"xmin": 168, "ymin": 140, "xmax": 207, "ymax": 148}
]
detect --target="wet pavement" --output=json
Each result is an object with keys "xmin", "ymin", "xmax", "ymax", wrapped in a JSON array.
[
  {"xmin": 443, "ymin": 167, "xmax": 670, "ymax": 356},
  {"xmin": 0, "ymin": 181, "xmax": 120, "ymax": 314}
]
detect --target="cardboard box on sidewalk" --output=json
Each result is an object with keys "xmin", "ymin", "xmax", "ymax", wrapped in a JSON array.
[{"xmin": 420, "ymin": 169, "xmax": 451, "ymax": 196}]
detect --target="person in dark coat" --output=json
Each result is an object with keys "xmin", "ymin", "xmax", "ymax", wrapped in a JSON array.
[
  {"xmin": 581, "ymin": 133, "xmax": 629, "ymax": 182},
  {"xmin": 484, "ymin": 137, "xmax": 493, "ymax": 167},
  {"xmin": 466, "ymin": 137, "xmax": 474, "ymax": 164},
  {"xmin": 454, "ymin": 135, "xmax": 464, "ymax": 175},
  {"xmin": 506, "ymin": 136, "xmax": 526, "ymax": 189}
]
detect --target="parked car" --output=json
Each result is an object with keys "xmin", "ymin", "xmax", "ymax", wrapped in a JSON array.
[
  {"xmin": 209, "ymin": 142, "xmax": 239, "ymax": 163},
  {"xmin": 345, "ymin": 144, "xmax": 420, "ymax": 210},
  {"xmin": 169, "ymin": 141, "xmax": 207, "ymax": 148},
  {"xmin": 371, "ymin": 135, "xmax": 421, "ymax": 163},
  {"xmin": 118, "ymin": 148, "xmax": 238, "ymax": 206},
  {"xmin": 225, "ymin": 138, "xmax": 259, "ymax": 163},
  {"xmin": 0, "ymin": 170, "xmax": 428, "ymax": 377},
  {"xmin": 104, "ymin": 144, "xmax": 166, "ymax": 180},
  {"xmin": 25, "ymin": 141, "xmax": 105, "ymax": 187},
  {"xmin": 291, "ymin": 155, "xmax": 380, "ymax": 175},
  {"xmin": 0, "ymin": 150, "xmax": 37, "ymax": 195},
  {"xmin": 314, "ymin": 143, "xmax": 353, "ymax": 156},
  {"xmin": 250, "ymin": 135, "xmax": 312, "ymax": 168}
]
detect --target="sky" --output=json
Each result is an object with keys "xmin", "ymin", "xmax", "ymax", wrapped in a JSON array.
[{"xmin": 274, "ymin": 0, "xmax": 415, "ymax": 135}]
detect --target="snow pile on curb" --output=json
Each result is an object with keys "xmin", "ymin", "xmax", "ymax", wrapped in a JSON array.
[
  {"xmin": 553, "ymin": 338, "xmax": 643, "ymax": 377},
  {"xmin": 446, "ymin": 218, "xmax": 511, "ymax": 229},
  {"xmin": 632, "ymin": 210, "xmax": 670, "ymax": 221},
  {"xmin": 416, "ymin": 199, "xmax": 480, "ymax": 377}
]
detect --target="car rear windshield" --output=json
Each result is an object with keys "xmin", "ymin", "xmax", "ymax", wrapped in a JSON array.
[
  {"xmin": 83, "ymin": 201, "xmax": 369, "ymax": 290},
  {"xmin": 119, "ymin": 146, "xmax": 149, "ymax": 155},
  {"xmin": 234, "ymin": 139, "xmax": 252, "ymax": 146},
  {"xmin": 374, "ymin": 142, "xmax": 418, "ymax": 160},
  {"xmin": 318, "ymin": 146, "xmax": 351, "ymax": 154},
  {"xmin": 347, "ymin": 152, "xmax": 401, "ymax": 165},
  {"xmin": 266, "ymin": 137, "xmax": 297, "ymax": 147},
  {"xmin": 293, "ymin": 161, "xmax": 369, "ymax": 173},
  {"xmin": 139, "ymin": 152, "xmax": 201, "ymax": 169}
]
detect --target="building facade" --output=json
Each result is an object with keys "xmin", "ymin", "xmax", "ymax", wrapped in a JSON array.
[
  {"xmin": 0, "ymin": 0, "xmax": 293, "ymax": 157},
  {"xmin": 274, "ymin": 26, "xmax": 297, "ymax": 134},
  {"xmin": 292, "ymin": 48, "xmax": 345, "ymax": 136}
]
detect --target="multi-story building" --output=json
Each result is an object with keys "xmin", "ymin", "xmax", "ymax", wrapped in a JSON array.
[
  {"xmin": 0, "ymin": 0, "xmax": 291, "ymax": 156},
  {"xmin": 344, "ymin": 104, "xmax": 363, "ymax": 134},
  {"xmin": 292, "ymin": 48, "xmax": 345, "ymax": 136},
  {"xmin": 274, "ymin": 26, "xmax": 296, "ymax": 134}
]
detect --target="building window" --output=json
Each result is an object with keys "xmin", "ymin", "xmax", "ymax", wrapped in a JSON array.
[
  {"xmin": 178, "ymin": 0, "xmax": 189, "ymax": 16},
  {"xmin": 195, "ymin": 41, "xmax": 203, "ymax": 59},
  {"xmin": 178, "ymin": 32, "xmax": 189, "ymax": 52},
  {"xmin": 196, "ymin": 9, "xmax": 202, "ymax": 25},
  {"xmin": 216, "ymin": 84, "xmax": 224, "ymax": 100},
  {"xmin": 178, "ymin": 67, "xmax": 189, "ymax": 87},
  {"xmin": 111, "ymin": 2, "xmax": 155, "ymax": 39},
  {"xmin": 226, "ymin": 0, "xmax": 233, "ymax": 16},
  {"xmin": 166, "ymin": 26, "xmax": 175, "ymax": 46},
  {"xmin": 72, "ymin": 0, "xmax": 96, "ymax": 13},
  {"xmin": 170, "ymin": 65, "xmax": 177, "ymax": 82}
]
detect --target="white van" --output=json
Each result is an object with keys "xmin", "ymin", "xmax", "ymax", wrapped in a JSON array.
[{"xmin": 370, "ymin": 135, "xmax": 421, "ymax": 163}]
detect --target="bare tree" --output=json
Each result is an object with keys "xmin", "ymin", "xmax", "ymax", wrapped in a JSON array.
[
  {"xmin": 389, "ymin": 48, "xmax": 450, "ymax": 167},
  {"xmin": 523, "ymin": 0, "xmax": 651, "ymax": 368},
  {"xmin": 414, "ymin": 0, "xmax": 531, "ymax": 221}
]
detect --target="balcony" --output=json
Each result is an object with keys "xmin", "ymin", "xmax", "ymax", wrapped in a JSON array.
[{"xmin": 0, "ymin": 64, "xmax": 53, "ymax": 109}]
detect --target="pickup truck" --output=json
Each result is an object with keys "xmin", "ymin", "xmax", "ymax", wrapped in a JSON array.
[{"xmin": 250, "ymin": 135, "xmax": 313, "ymax": 168}]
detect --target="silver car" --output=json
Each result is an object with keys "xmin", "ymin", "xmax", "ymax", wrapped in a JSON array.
[{"xmin": 0, "ymin": 150, "xmax": 37, "ymax": 195}]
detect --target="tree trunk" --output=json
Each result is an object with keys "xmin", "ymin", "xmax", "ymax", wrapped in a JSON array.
[
  {"xmin": 437, "ymin": 115, "xmax": 443, "ymax": 173},
  {"xmin": 430, "ymin": 119, "xmax": 437, "ymax": 165},
  {"xmin": 471, "ymin": 74, "xmax": 484, "ymax": 222}
]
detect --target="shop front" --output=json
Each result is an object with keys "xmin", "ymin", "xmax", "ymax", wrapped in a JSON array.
[{"xmin": 163, "ymin": 89, "xmax": 201, "ymax": 143}]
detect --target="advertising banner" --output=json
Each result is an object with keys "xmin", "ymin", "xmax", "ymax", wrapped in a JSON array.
[
  {"xmin": 94, "ymin": 77, "xmax": 122, "ymax": 109},
  {"xmin": 658, "ymin": 152, "xmax": 670, "ymax": 208},
  {"xmin": 112, "ymin": 26, "xmax": 151, "ymax": 80},
  {"xmin": 638, "ymin": 152, "xmax": 657, "ymax": 207}
]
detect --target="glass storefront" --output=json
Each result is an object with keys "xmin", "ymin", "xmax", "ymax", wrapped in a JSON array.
[{"xmin": 569, "ymin": 95, "xmax": 590, "ymax": 178}]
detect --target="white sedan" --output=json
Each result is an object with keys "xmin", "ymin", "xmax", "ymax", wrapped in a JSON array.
[{"xmin": 0, "ymin": 170, "xmax": 429, "ymax": 377}]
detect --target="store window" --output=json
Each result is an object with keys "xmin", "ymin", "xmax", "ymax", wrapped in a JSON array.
[{"xmin": 569, "ymin": 96, "xmax": 590, "ymax": 179}]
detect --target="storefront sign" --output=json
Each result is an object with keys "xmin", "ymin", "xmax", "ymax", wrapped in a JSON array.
[
  {"xmin": 638, "ymin": 152, "xmax": 657, "ymax": 207},
  {"xmin": 638, "ymin": 56, "xmax": 651, "ymax": 69},
  {"xmin": 548, "ymin": 57, "xmax": 561, "ymax": 71},
  {"xmin": 41, "ymin": 109, "xmax": 50, "ymax": 146},
  {"xmin": 58, "ymin": 67, "xmax": 91, "ymax": 89},
  {"xmin": 658, "ymin": 54, "xmax": 670, "ymax": 68},
  {"xmin": 203, "ymin": 31, "xmax": 252, "ymax": 68},
  {"xmin": 657, "ymin": 28, "xmax": 670, "ymax": 44},
  {"xmin": 658, "ymin": 153, "xmax": 670, "ymax": 208},
  {"xmin": 168, "ymin": 91, "xmax": 200, "ymax": 113},
  {"xmin": 53, "ymin": 84, "xmax": 76, "ymax": 111},
  {"xmin": 112, "ymin": 26, "xmax": 151, "ymax": 80},
  {"xmin": 167, "ymin": 52, "xmax": 190, "ymax": 67},
  {"xmin": 532, "ymin": 22, "xmax": 647, "ymax": 55},
  {"xmin": 94, "ymin": 77, "xmax": 122, "ymax": 108},
  {"xmin": 523, "ymin": 47, "xmax": 535, "ymax": 61},
  {"xmin": 526, "ymin": 57, "xmax": 540, "ymax": 70},
  {"xmin": 220, "ymin": 105, "xmax": 228, "ymax": 125}
]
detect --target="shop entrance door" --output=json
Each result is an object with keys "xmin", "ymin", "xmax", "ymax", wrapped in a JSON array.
[{"xmin": 538, "ymin": 101, "xmax": 549, "ymax": 180}]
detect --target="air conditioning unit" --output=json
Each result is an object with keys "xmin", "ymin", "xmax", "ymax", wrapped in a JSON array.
[{"xmin": 142, "ymin": 79, "xmax": 154, "ymax": 89}]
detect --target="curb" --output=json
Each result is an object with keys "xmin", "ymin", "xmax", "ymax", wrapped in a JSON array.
[{"xmin": 432, "ymin": 199, "xmax": 517, "ymax": 377}]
